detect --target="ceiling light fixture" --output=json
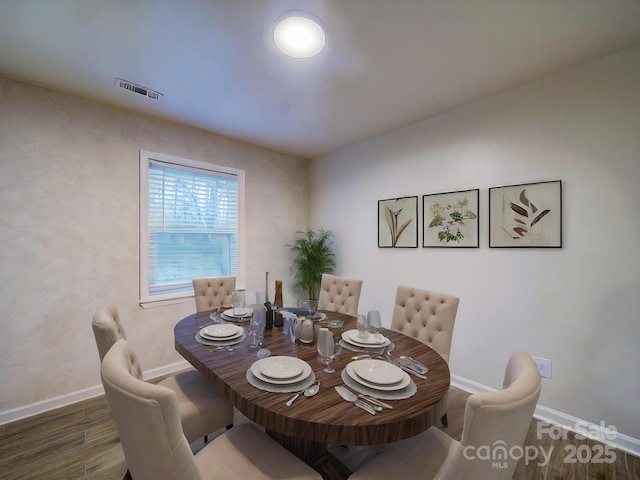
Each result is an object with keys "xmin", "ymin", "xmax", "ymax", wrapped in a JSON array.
[{"xmin": 273, "ymin": 11, "xmax": 325, "ymax": 59}]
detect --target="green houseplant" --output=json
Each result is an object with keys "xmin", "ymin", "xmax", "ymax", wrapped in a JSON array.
[{"xmin": 288, "ymin": 229, "xmax": 336, "ymax": 302}]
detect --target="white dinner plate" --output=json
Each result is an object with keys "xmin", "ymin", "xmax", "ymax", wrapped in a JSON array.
[
  {"xmin": 341, "ymin": 369, "xmax": 416, "ymax": 400},
  {"xmin": 201, "ymin": 329, "xmax": 242, "ymax": 341},
  {"xmin": 345, "ymin": 362, "xmax": 410, "ymax": 391},
  {"xmin": 351, "ymin": 359, "xmax": 404, "ymax": 384},
  {"xmin": 221, "ymin": 312, "xmax": 251, "ymax": 323},
  {"xmin": 258, "ymin": 356, "xmax": 306, "ymax": 379},
  {"xmin": 246, "ymin": 369, "xmax": 316, "ymax": 393},
  {"xmin": 341, "ymin": 329, "xmax": 389, "ymax": 348},
  {"xmin": 195, "ymin": 331, "xmax": 247, "ymax": 346},
  {"xmin": 250, "ymin": 358, "xmax": 312, "ymax": 385},
  {"xmin": 200, "ymin": 324, "xmax": 243, "ymax": 339},
  {"xmin": 223, "ymin": 307, "xmax": 253, "ymax": 318}
]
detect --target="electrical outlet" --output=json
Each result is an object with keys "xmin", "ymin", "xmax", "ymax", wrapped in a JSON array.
[{"xmin": 533, "ymin": 356, "xmax": 552, "ymax": 379}]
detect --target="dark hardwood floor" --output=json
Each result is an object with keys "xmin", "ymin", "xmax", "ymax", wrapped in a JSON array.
[{"xmin": 0, "ymin": 386, "xmax": 637, "ymax": 479}]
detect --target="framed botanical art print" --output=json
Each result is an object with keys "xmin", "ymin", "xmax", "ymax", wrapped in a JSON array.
[
  {"xmin": 489, "ymin": 180, "xmax": 562, "ymax": 248},
  {"xmin": 378, "ymin": 196, "xmax": 418, "ymax": 248},
  {"xmin": 423, "ymin": 189, "xmax": 479, "ymax": 247}
]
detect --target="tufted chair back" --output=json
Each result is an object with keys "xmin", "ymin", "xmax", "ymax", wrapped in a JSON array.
[
  {"xmin": 348, "ymin": 351, "xmax": 541, "ymax": 480},
  {"xmin": 92, "ymin": 305, "xmax": 142, "ymax": 383},
  {"xmin": 192, "ymin": 277, "xmax": 236, "ymax": 312},
  {"xmin": 441, "ymin": 351, "xmax": 542, "ymax": 479},
  {"xmin": 317, "ymin": 274, "xmax": 363, "ymax": 317},
  {"xmin": 390, "ymin": 286, "xmax": 459, "ymax": 364},
  {"xmin": 101, "ymin": 339, "xmax": 202, "ymax": 480}
]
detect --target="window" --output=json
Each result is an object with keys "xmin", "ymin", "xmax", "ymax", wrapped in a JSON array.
[{"xmin": 139, "ymin": 151, "xmax": 245, "ymax": 306}]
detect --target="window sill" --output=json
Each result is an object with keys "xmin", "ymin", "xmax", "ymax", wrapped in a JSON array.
[{"xmin": 139, "ymin": 295, "xmax": 193, "ymax": 309}]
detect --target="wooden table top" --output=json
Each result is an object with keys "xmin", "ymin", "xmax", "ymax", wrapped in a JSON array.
[{"xmin": 174, "ymin": 310, "xmax": 450, "ymax": 446}]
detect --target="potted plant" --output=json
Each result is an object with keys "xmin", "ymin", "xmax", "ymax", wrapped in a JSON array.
[{"xmin": 288, "ymin": 229, "xmax": 336, "ymax": 303}]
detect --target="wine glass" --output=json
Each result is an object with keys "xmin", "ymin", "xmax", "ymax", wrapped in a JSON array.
[
  {"xmin": 327, "ymin": 319, "xmax": 344, "ymax": 357},
  {"xmin": 231, "ymin": 290, "xmax": 245, "ymax": 316},
  {"xmin": 248, "ymin": 307, "xmax": 266, "ymax": 349},
  {"xmin": 367, "ymin": 310, "xmax": 381, "ymax": 331},
  {"xmin": 283, "ymin": 314, "xmax": 298, "ymax": 355},
  {"xmin": 356, "ymin": 314, "xmax": 369, "ymax": 341},
  {"xmin": 317, "ymin": 328, "xmax": 335, "ymax": 373},
  {"xmin": 299, "ymin": 299, "xmax": 318, "ymax": 317}
]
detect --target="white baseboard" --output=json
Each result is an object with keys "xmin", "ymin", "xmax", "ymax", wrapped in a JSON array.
[
  {"xmin": 451, "ymin": 374, "xmax": 640, "ymax": 458},
  {"xmin": 0, "ymin": 360, "xmax": 191, "ymax": 426}
]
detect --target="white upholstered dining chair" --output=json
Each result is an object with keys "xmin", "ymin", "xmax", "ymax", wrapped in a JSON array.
[
  {"xmin": 391, "ymin": 286, "xmax": 459, "ymax": 426},
  {"xmin": 348, "ymin": 351, "xmax": 541, "ymax": 480},
  {"xmin": 92, "ymin": 305, "xmax": 233, "ymax": 444},
  {"xmin": 192, "ymin": 276, "xmax": 236, "ymax": 312},
  {"xmin": 101, "ymin": 339, "xmax": 322, "ymax": 480},
  {"xmin": 317, "ymin": 274, "xmax": 363, "ymax": 317}
]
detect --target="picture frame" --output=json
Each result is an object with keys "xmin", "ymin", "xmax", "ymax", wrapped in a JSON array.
[
  {"xmin": 378, "ymin": 196, "xmax": 418, "ymax": 248},
  {"xmin": 423, "ymin": 189, "xmax": 479, "ymax": 248},
  {"xmin": 489, "ymin": 180, "xmax": 562, "ymax": 248}
]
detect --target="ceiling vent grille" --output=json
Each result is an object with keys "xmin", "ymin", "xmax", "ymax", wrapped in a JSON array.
[{"xmin": 114, "ymin": 78, "xmax": 162, "ymax": 100}]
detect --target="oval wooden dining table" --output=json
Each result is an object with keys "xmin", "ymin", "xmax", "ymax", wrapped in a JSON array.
[{"xmin": 174, "ymin": 310, "xmax": 450, "ymax": 479}]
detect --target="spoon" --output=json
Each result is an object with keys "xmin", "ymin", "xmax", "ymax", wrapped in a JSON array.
[
  {"xmin": 304, "ymin": 381, "xmax": 320, "ymax": 397},
  {"xmin": 285, "ymin": 382, "xmax": 320, "ymax": 406}
]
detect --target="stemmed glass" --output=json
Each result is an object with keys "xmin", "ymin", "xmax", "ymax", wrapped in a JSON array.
[
  {"xmin": 356, "ymin": 314, "xmax": 370, "ymax": 341},
  {"xmin": 327, "ymin": 319, "xmax": 344, "ymax": 358},
  {"xmin": 317, "ymin": 328, "xmax": 335, "ymax": 373},
  {"xmin": 283, "ymin": 314, "xmax": 298, "ymax": 355},
  {"xmin": 367, "ymin": 310, "xmax": 381, "ymax": 331},
  {"xmin": 231, "ymin": 290, "xmax": 245, "ymax": 316},
  {"xmin": 248, "ymin": 307, "xmax": 266, "ymax": 349}
]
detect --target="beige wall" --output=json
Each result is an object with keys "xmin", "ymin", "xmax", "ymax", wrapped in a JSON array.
[
  {"xmin": 0, "ymin": 77, "xmax": 308, "ymax": 414},
  {"xmin": 310, "ymin": 45, "xmax": 640, "ymax": 443}
]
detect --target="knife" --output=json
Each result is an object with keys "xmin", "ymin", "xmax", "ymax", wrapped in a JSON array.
[
  {"xmin": 358, "ymin": 394, "xmax": 393, "ymax": 409},
  {"xmin": 335, "ymin": 386, "xmax": 377, "ymax": 415}
]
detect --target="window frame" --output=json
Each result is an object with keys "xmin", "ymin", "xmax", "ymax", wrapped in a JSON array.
[{"xmin": 139, "ymin": 150, "xmax": 245, "ymax": 307}]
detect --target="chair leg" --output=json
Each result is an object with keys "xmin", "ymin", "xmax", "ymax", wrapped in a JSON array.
[
  {"xmin": 441, "ymin": 413, "xmax": 448, "ymax": 428},
  {"xmin": 203, "ymin": 423, "xmax": 233, "ymax": 443}
]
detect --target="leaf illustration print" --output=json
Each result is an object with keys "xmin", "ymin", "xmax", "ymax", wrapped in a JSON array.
[
  {"xmin": 385, "ymin": 205, "xmax": 412, "ymax": 247},
  {"xmin": 503, "ymin": 189, "xmax": 552, "ymax": 239}
]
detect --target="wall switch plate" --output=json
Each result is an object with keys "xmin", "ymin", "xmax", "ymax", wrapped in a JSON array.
[{"xmin": 533, "ymin": 356, "xmax": 552, "ymax": 379}]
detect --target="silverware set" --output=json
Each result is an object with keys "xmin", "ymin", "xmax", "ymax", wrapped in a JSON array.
[
  {"xmin": 352, "ymin": 344, "xmax": 428, "ymax": 379},
  {"xmin": 335, "ymin": 386, "xmax": 380, "ymax": 415},
  {"xmin": 280, "ymin": 333, "xmax": 428, "ymax": 413}
]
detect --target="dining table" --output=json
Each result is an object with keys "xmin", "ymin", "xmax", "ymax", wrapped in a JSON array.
[{"xmin": 174, "ymin": 309, "xmax": 450, "ymax": 479}]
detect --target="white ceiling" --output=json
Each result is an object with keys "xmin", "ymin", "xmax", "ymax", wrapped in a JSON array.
[{"xmin": 1, "ymin": 0, "xmax": 640, "ymax": 159}]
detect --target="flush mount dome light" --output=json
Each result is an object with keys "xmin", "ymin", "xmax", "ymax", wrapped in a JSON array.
[{"xmin": 274, "ymin": 11, "xmax": 325, "ymax": 58}]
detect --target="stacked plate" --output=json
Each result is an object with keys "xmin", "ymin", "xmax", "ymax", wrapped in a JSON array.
[
  {"xmin": 340, "ymin": 329, "xmax": 390, "ymax": 352},
  {"xmin": 195, "ymin": 323, "xmax": 246, "ymax": 346},
  {"xmin": 341, "ymin": 359, "xmax": 416, "ymax": 400},
  {"xmin": 221, "ymin": 307, "xmax": 253, "ymax": 322},
  {"xmin": 246, "ymin": 356, "xmax": 315, "ymax": 393}
]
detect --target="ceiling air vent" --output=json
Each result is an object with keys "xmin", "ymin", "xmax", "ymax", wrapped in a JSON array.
[{"xmin": 114, "ymin": 78, "xmax": 162, "ymax": 100}]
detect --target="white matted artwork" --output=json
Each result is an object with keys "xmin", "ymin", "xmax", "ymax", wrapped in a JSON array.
[
  {"xmin": 489, "ymin": 180, "xmax": 562, "ymax": 248},
  {"xmin": 423, "ymin": 189, "xmax": 479, "ymax": 248},
  {"xmin": 378, "ymin": 196, "xmax": 418, "ymax": 248}
]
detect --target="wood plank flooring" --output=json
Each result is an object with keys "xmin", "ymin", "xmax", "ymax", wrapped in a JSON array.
[{"xmin": 0, "ymin": 386, "xmax": 637, "ymax": 479}]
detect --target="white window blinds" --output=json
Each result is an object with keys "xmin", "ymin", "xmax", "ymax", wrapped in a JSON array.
[{"xmin": 146, "ymin": 159, "xmax": 239, "ymax": 296}]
